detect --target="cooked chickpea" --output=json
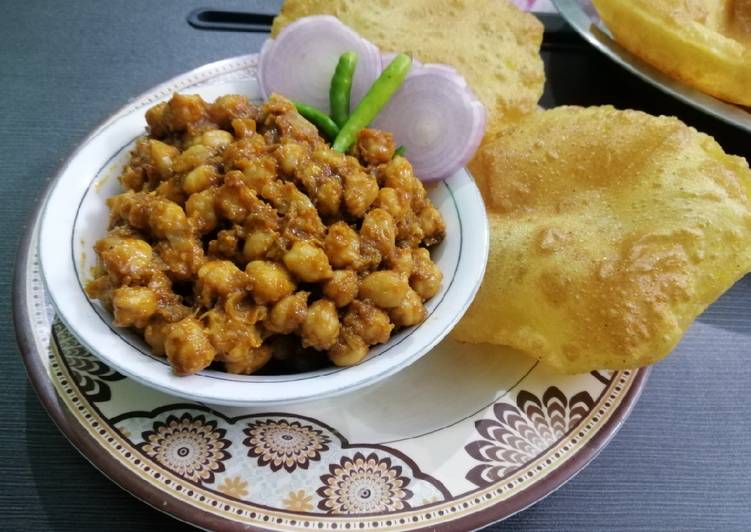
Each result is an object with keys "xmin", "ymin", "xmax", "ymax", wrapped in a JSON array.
[
  {"xmin": 182, "ymin": 164, "xmax": 218, "ymax": 194},
  {"xmin": 119, "ymin": 165, "xmax": 145, "ymax": 191},
  {"xmin": 265, "ymin": 291, "xmax": 308, "ymax": 334},
  {"xmin": 382, "ymin": 156, "xmax": 415, "ymax": 194},
  {"xmin": 301, "ymin": 299, "xmax": 340, "ymax": 350},
  {"xmin": 224, "ymin": 345, "xmax": 272, "ymax": 375},
  {"xmin": 418, "ymin": 204, "xmax": 446, "ymax": 245},
  {"xmin": 297, "ymin": 162, "xmax": 323, "ymax": 194},
  {"xmin": 396, "ymin": 211, "xmax": 425, "ymax": 248},
  {"xmin": 154, "ymin": 176, "xmax": 185, "ymax": 204},
  {"xmin": 356, "ymin": 128, "xmax": 395, "ymax": 165},
  {"xmin": 312, "ymin": 148, "xmax": 347, "ymax": 169},
  {"xmin": 232, "ymin": 117, "xmax": 257, "ymax": 138},
  {"xmin": 196, "ymin": 260, "xmax": 247, "ymax": 305},
  {"xmin": 164, "ymin": 317, "xmax": 216, "ymax": 375},
  {"xmin": 223, "ymin": 135, "xmax": 267, "ymax": 170},
  {"xmin": 246, "ymin": 260, "xmax": 295, "ymax": 304},
  {"xmin": 329, "ymin": 328, "xmax": 369, "ymax": 366},
  {"xmin": 174, "ymin": 144, "xmax": 212, "ymax": 173},
  {"xmin": 145, "ymin": 102, "xmax": 168, "ymax": 138},
  {"xmin": 410, "ymin": 248, "xmax": 443, "ymax": 299},
  {"xmin": 385, "ymin": 247, "xmax": 413, "ymax": 277},
  {"xmin": 162, "ymin": 93, "xmax": 209, "ymax": 132},
  {"xmin": 283, "ymin": 241, "xmax": 333, "ymax": 282},
  {"xmin": 147, "ymin": 198, "xmax": 190, "ymax": 238},
  {"xmin": 410, "ymin": 177, "xmax": 429, "ymax": 212},
  {"xmin": 243, "ymin": 230, "xmax": 276, "ymax": 261},
  {"xmin": 97, "ymin": 236, "xmax": 153, "ymax": 283},
  {"xmin": 208, "ymin": 94, "xmax": 255, "ymax": 128},
  {"xmin": 241, "ymin": 155, "xmax": 277, "ymax": 192},
  {"xmin": 207, "ymin": 228, "xmax": 241, "ymax": 261},
  {"xmin": 375, "ymin": 187, "xmax": 406, "ymax": 221},
  {"xmin": 323, "ymin": 270, "xmax": 358, "ymax": 307},
  {"xmin": 359, "ymin": 271, "xmax": 409, "ymax": 308},
  {"xmin": 149, "ymin": 139, "xmax": 179, "ymax": 179},
  {"xmin": 84, "ymin": 275, "xmax": 113, "ymax": 303},
  {"xmin": 343, "ymin": 300, "xmax": 393, "ymax": 345},
  {"xmin": 146, "ymin": 269, "xmax": 174, "ymax": 293},
  {"xmin": 287, "ymin": 183, "xmax": 317, "ymax": 213},
  {"xmin": 194, "ymin": 129, "xmax": 234, "ymax": 151},
  {"xmin": 215, "ymin": 176, "xmax": 252, "ymax": 223},
  {"xmin": 245, "ymin": 193, "xmax": 278, "ymax": 231},
  {"xmin": 107, "ymin": 190, "xmax": 147, "ymax": 229},
  {"xmin": 360, "ymin": 208, "xmax": 396, "ymax": 257},
  {"xmin": 261, "ymin": 180, "xmax": 311, "ymax": 215},
  {"xmin": 388, "ymin": 288, "xmax": 427, "ymax": 327},
  {"xmin": 315, "ymin": 177, "xmax": 342, "ymax": 218},
  {"xmin": 185, "ymin": 188, "xmax": 218, "ymax": 233},
  {"xmin": 343, "ymin": 169, "xmax": 379, "ymax": 217},
  {"xmin": 149, "ymin": 282, "xmax": 193, "ymax": 323},
  {"xmin": 112, "ymin": 286, "xmax": 157, "ymax": 328},
  {"xmin": 324, "ymin": 222, "xmax": 360, "ymax": 269},
  {"xmin": 205, "ymin": 306, "xmax": 264, "ymax": 358},
  {"xmin": 154, "ymin": 237, "xmax": 204, "ymax": 282},
  {"xmin": 144, "ymin": 318, "xmax": 170, "ymax": 356},
  {"xmin": 276, "ymin": 142, "xmax": 308, "ymax": 175}
]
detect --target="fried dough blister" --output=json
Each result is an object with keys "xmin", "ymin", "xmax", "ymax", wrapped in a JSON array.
[{"xmin": 454, "ymin": 106, "xmax": 751, "ymax": 373}]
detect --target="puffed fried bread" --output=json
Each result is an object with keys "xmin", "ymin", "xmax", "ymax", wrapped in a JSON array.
[{"xmin": 455, "ymin": 106, "xmax": 751, "ymax": 373}]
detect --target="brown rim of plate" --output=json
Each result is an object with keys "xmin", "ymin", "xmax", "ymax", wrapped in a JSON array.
[{"xmin": 11, "ymin": 55, "xmax": 652, "ymax": 531}]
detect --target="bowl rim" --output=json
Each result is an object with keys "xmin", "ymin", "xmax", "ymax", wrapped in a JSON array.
[{"xmin": 37, "ymin": 73, "xmax": 489, "ymax": 406}]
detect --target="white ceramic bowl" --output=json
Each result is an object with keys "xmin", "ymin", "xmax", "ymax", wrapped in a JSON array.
[{"xmin": 38, "ymin": 78, "xmax": 489, "ymax": 406}]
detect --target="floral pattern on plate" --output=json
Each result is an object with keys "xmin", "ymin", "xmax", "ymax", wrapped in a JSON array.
[
  {"xmin": 113, "ymin": 400, "xmax": 448, "ymax": 513},
  {"xmin": 317, "ymin": 452, "xmax": 413, "ymax": 514},
  {"xmin": 465, "ymin": 386, "xmax": 596, "ymax": 486},
  {"xmin": 52, "ymin": 320, "xmax": 125, "ymax": 402},
  {"xmin": 139, "ymin": 413, "xmax": 232, "ymax": 484},
  {"xmin": 243, "ymin": 418, "xmax": 331, "ymax": 473},
  {"xmin": 48, "ymin": 315, "xmax": 638, "ymax": 528}
]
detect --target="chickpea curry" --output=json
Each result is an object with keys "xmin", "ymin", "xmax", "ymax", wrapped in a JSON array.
[{"xmin": 85, "ymin": 92, "xmax": 445, "ymax": 376}]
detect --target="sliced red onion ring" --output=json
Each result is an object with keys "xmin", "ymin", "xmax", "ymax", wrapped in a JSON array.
[
  {"xmin": 372, "ymin": 64, "xmax": 486, "ymax": 182},
  {"xmin": 258, "ymin": 16, "xmax": 382, "ymax": 113}
]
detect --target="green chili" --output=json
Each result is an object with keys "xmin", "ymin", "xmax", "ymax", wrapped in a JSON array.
[
  {"xmin": 394, "ymin": 145, "xmax": 406, "ymax": 157},
  {"xmin": 332, "ymin": 53, "xmax": 412, "ymax": 153},
  {"xmin": 330, "ymin": 51, "xmax": 358, "ymax": 128},
  {"xmin": 293, "ymin": 101, "xmax": 340, "ymax": 141}
]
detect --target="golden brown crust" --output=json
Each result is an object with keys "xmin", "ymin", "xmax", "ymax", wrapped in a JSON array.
[
  {"xmin": 454, "ymin": 106, "xmax": 751, "ymax": 373},
  {"xmin": 592, "ymin": 0, "xmax": 751, "ymax": 105}
]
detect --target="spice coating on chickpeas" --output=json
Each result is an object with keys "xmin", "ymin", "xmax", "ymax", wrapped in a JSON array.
[{"xmin": 85, "ymin": 92, "xmax": 445, "ymax": 376}]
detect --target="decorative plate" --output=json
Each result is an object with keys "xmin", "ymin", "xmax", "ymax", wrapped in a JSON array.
[
  {"xmin": 553, "ymin": 0, "xmax": 751, "ymax": 134},
  {"xmin": 15, "ymin": 54, "xmax": 648, "ymax": 530},
  {"xmin": 36, "ymin": 74, "xmax": 488, "ymax": 406}
]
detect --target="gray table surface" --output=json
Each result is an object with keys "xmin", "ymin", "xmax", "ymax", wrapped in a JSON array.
[{"xmin": 3, "ymin": 1, "xmax": 750, "ymax": 530}]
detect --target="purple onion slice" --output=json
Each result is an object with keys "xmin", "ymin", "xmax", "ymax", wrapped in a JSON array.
[
  {"xmin": 372, "ymin": 64, "xmax": 486, "ymax": 182},
  {"xmin": 258, "ymin": 15, "xmax": 382, "ymax": 113}
]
